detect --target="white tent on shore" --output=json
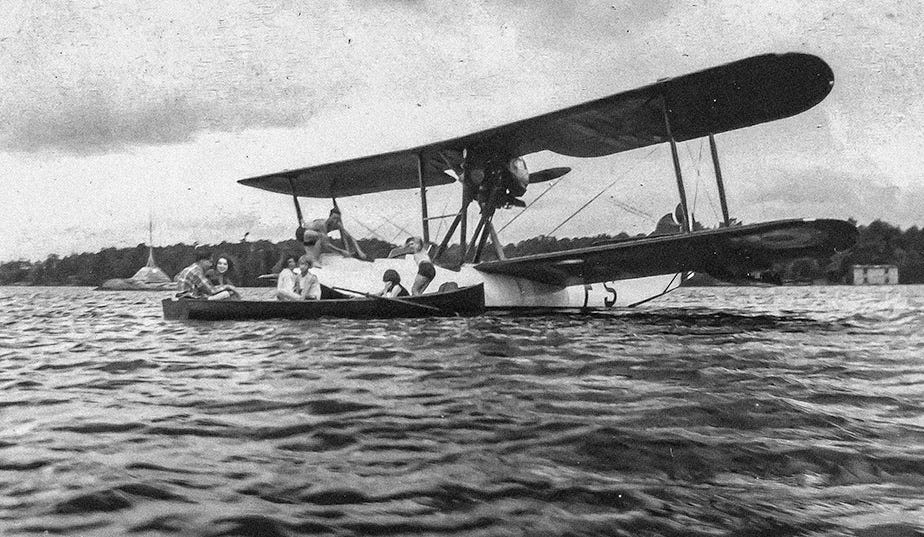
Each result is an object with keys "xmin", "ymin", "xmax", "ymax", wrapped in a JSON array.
[
  {"xmin": 97, "ymin": 221, "xmax": 173, "ymax": 291},
  {"xmin": 130, "ymin": 246, "xmax": 171, "ymax": 284}
]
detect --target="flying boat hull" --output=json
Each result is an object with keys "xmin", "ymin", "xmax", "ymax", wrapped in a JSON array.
[
  {"xmin": 309, "ymin": 218, "xmax": 854, "ymax": 309},
  {"xmin": 307, "ymin": 257, "xmax": 683, "ymax": 310}
]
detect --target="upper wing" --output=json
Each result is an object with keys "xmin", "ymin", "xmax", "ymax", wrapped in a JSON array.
[
  {"xmin": 238, "ymin": 149, "xmax": 459, "ymax": 199},
  {"xmin": 240, "ymin": 53, "xmax": 833, "ymax": 198},
  {"xmin": 473, "ymin": 220, "xmax": 857, "ymax": 286}
]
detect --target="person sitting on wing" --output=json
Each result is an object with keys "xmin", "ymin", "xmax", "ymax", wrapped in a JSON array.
[
  {"xmin": 387, "ymin": 236, "xmax": 435, "ymax": 295},
  {"xmin": 397, "ymin": 236, "xmax": 435, "ymax": 295},
  {"xmin": 297, "ymin": 204, "xmax": 368, "ymax": 266},
  {"xmin": 175, "ymin": 250, "xmax": 236, "ymax": 300},
  {"xmin": 297, "ymin": 255, "xmax": 321, "ymax": 300},
  {"xmin": 410, "ymin": 237, "xmax": 436, "ymax": 295},
  {"xmin": 377, "ymin": 269, "xmax": 409, "ymax": 298},
  {"xmin": 275, "ymin": 255, "xmax": 301, "ymax": 301}
]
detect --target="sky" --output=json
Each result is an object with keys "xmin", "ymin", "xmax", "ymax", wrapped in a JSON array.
[{"xmin": 1, "ymin": 0, "xmax": 923, "ymax": 261}]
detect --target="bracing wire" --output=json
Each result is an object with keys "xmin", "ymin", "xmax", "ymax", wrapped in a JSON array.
[
  {"xmin": 701, "ymin": 188, "xmax": 721, "ymax": 223},
  {"xmin": 433, "ymin": 197, "xmax": 451, "ymax": 240},
  {"xmin": 609, "ymin": 198, "xmax": 654, "ymax": 222},
  {"xmin": 686, "ymin": 139, "xmax": 723, "ymax": 224},
  {"xmin": 546, "ymin": 146, "xmax": 659, "ymax": 237},
  {"xmin": 378, "ymin": 214, "xmax": 415, "ymax": 242},
  {"xmin": 689, "ymin": 140, "xmax": 702, "ymax": 218},
  {"xmin": 352, "ymin": 217, "xmax": 389, "ymax": 242},
  {"xmin": 497, "ymin": 176, "xmax": 566, "ymax": 233}
]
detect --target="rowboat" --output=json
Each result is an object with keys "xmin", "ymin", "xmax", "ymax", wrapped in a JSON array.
[{"xmin": 162, "ymin": 283, "xmax": 484, "ymax": 320}]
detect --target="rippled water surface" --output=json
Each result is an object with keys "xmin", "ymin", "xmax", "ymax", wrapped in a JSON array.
[{"xmin": 1, "ymin": 285, "xmax": 923, "ymax": 536}]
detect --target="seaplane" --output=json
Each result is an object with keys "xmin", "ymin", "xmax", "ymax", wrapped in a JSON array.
[{"xmin": 231, "ymin": 52, "xmax": 855, "ymax": 314}]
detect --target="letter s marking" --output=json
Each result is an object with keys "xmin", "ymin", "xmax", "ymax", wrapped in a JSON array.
[{"xmin": 603, "ymin": 282, "xmax": 617, "ymax": 308}]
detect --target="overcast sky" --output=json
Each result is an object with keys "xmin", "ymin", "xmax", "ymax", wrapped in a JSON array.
[{"xmin": 2, "ymin": 1, "xmax": 922, "ymax": 261}]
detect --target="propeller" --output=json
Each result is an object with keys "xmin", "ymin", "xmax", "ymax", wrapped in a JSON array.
[{"xmin": 527, "ymin": 167, "xmax": 571, "ymax": 185}]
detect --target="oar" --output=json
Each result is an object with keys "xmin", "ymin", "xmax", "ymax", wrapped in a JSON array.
[{"xmin": 331, "ymin": 286, "xmax": 442, "ymax": 314}]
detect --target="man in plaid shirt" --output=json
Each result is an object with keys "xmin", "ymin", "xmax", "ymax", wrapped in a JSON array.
[{"xmin": 176, "ymin": 251, "xmax": 233, "ymax": 299}]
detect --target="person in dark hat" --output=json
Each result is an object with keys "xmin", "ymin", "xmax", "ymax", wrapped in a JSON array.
[
  {"xmin": 377, "ymin": 269, "xmax": 409, "ymax": 297},
  {"xmin": 297, "ymin": 204, "xmax": 368, "ymax": 266}
]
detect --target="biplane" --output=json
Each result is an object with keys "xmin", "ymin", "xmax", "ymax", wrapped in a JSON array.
[{"xmin": 238, "ymin": 52, "xmax": 857, "ymax": 310}]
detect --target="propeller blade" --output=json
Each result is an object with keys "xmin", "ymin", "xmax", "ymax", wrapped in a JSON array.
[{"xmin": 529, "ymin": 167, "xmax": 571, "ymax": 184}]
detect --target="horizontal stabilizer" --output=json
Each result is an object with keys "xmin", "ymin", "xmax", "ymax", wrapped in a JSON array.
[{"xmin": 474, "ymin": 219, "xmax": 857, "ymax": 286}]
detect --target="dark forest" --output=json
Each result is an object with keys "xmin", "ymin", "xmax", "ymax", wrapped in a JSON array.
[{"xmin": 2, "ymin": 220, "xmax": 922, "ymax": 286}]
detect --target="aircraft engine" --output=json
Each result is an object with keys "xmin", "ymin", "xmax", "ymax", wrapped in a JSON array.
[
  {"xmin": 463, "ymin": 166, "xmax": 485, "ymax": 188},
  {"xmin": 506, "ymin": 157, "xmax": 529, "ymax": 197},
  {"xmin": 458, "ymin": 149, "xmax": 533, "ymax": 209}
]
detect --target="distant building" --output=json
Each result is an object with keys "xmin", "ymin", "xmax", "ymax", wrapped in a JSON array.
[{"xmin": 850, "ymin": 264, "xmax": 899, "ymax": 285}]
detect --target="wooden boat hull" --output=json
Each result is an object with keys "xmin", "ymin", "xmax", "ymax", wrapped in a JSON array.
[{"xmin": 162, "ymin": 284, "xmax": 484, "ymax": 320}]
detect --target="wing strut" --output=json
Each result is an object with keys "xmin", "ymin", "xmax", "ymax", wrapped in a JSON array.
[
  {"xmin": 416, "ymin": 153, "xmax": 430, "ymax": 243},
  {"xmin": 709, "ymin": 134, "xmax": 731, "ymax": 226},
  {"xmin": 433, "ymin": 206, "xmax": 465, "ymax": 263},
  {"xmin": 433, "ymin": 163, "xmax": 475, "ymax": 265},
  {"xmin": 661, "ymin": 96, "xmax": 691, "ymax": 233},
  {"xmin": 460, "ymin": 202, "xmax": 468, "ymax": 260},
  {"xmin": 288, "ymin": 178, "xmax": 304, "ymax": 226}
]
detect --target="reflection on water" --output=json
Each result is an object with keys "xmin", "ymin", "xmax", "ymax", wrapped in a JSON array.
[{"xmin": 1, "ymin": 285, "xmax": 923, "ymax": 536}]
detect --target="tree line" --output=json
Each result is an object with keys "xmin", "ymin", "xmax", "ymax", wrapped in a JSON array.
[
  {"xmin": 0, "ymin": 238, "xmax": 398, "ymax": 287},
  {"xmin": 2, "ymin": 219, "xmax": 923, "ymax": 286}
]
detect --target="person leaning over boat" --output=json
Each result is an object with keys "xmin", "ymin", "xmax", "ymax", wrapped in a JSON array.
[
  {"xmin": 175, "ymin": 251, "xmax": 236, "ymax": 300},
  {"xmin": 297, "ymin": 205, "xmax": 368, "ymax": 266},
  {"xmin": 377, "ymin": 269, "xmax": 409, "ymax": 298},
  {"xmin": 296, "ymin": 255, "xmax": 321, "ymax": 300},
  {"xmin": 275, "ymin": 255, "xmax": 301, "ymax": 301}
]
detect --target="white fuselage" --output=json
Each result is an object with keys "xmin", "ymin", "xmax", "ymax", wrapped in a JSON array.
[{"xmin": 311, "ymin": 255, "xmax": 686, "ymax": 309}]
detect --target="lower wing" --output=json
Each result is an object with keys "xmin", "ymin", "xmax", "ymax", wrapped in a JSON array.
[{"xmin": 474, "ymin": 219, "xmax": 857, "ymax": 286}]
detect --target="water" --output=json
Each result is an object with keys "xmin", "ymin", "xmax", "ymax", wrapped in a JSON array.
[{"xmin": 1, "ymin": 285, "xmax": 923, "ymax": 536}]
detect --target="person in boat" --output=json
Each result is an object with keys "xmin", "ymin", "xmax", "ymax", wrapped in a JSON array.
[
  {"xmin": 297, "ymin": 205, "xmax": 368, "ymax": 266},
  {"xmin": 208, "ymin": 256, "xmax": 241, "ymax": 299},
  {"xmin": 297, "ymin": 255, "xmax": 321, "ymax": 300},
  {"xmin": 175, "ymin": 251, "xmax": 236, "ymax": 300},
  {"xmin": 275, "ymin": 255, "xmax": 301, "ymax": 301},
  {"xmin": 407, "ymin": 236, "xmax": 435, "ymax": 295},
  {"xmin": 377, "ymin": 269, "xmax": 409, "ymax": 298}
]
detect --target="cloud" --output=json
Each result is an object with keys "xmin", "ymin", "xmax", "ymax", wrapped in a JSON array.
[
  {"xmin": 3, "ymin": 92, "xmax": 197, "ymax": 153},
  {"xmin": 0, "ymin": 85, "xmax": 340, "ymax": 154},
  {"xmin": 0, "ymin": 3, "xmax": 358, "ymax": 154},
  {"xmin": 736, "ymin": 165, "xmax": 924, "ymax": 227},
  {"xmin": 0, "ymin": 1, "xmax": 682, "ymax": 156}
]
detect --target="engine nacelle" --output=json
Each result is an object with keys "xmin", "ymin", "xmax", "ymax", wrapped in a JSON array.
[{"xmin": 506, "ymin": 157, "xmax": 529, "ymax": 197}]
